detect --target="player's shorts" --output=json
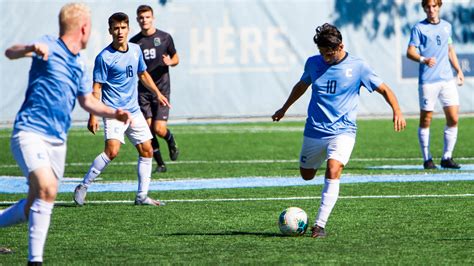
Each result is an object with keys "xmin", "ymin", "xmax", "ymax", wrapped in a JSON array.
[
  {"xmin": 103, "ymin": 112, "xmax": 152, "ymax": 145},
  {"xmin": 138, "ymin": 92, "xmax": 170, "ymax": 121},
  {"xmin": 10, "ymin": 130, "xmax": 66, "ymax": 179},
  {"xmin": 299, "ymin": 134, "xmax": 356, "ymax": 169},
  {"xmin": 419, "ymin": 80, "xmax": 459, "ymax": 111}
]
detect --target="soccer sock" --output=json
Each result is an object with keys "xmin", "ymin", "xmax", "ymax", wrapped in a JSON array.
[
  {"xmin": 82, "ymin": 152, "xmax": 111, "ymax": 187},
  {"xmin": 442, "ymin": 126, "xmax": 458, "ymax": 160},
  {"xmin": 28, "ymin": 199, "xmax": 53, "ymax": 263},
  {"xmin": 418, "ymin": 127, "xmax": 431, "ymax": 161},
  {"xmin": 151, "ymin": 135, "xmax": 165, "ymax": 166},
  {"xmin": 315, "ymin": 178, "xmax": 340, "ymax": 228},
  {"xmin": 164, "ymin": 129, "xmax": 176, "ymax": 147},
  {"xmin": 0, "ymin": 198, "xmax": 27, "ymax": 227},
  {"xmin": 137, "ymin": 157, "xmax": 152, "ymax": 200}
]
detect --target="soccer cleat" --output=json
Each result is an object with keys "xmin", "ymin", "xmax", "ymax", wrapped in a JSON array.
[
  {"xmin": 423, "ymin": 159, "xmax": 437, "ymax": 169},
  {"xmin": 440, "ymin": 158, "xmax": 461, "ymax": 169},
  {"xmin": 0, "ymin": 247, "xmax": 12, "ymax": 254},
  {"xmin": 73, "ymin": 184, "xmax": 88, "ymax": 206},
  {"xmin": 169, "ymin": 145, "xmax": 179, "ymax": 161},
  {"xmin": 310, "ymin": 225, "xmax": 327, "ymax": 238},
  {"xmin": 134, "ymin": 196, "xmax": 165, "ymax": 206},
  {"xmin": 155, "ymin": 165, "xmax": 167, "ymax": 173}
]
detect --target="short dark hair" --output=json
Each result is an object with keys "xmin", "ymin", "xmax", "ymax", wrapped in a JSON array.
[
  {"xmin": 313, "ymin": 23, "xmax": 342, "ymax": 49},
  {"xmin": 422, "ymin": 0, "xmax": 442, "ymax": 8},
  {"xmin": 137, "ymin": 5, "xmax": 153, "ymax": 16},
  {"xmin": 108, "ymin": 12, "xmax": 129, "ymax": 28}
]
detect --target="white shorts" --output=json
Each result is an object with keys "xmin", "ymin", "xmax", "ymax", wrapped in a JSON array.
[
  {"xmin": 104, "ymin": 112, "xmax": 152, "ymax": 145},
  {"xmin": 300, "ymin": 134, "xmax": 356, "ymax": 169},
  {"xmin": 419, "ymin": 80, "xmax": 459, "ymax": 111},
  {"xmin": 10, "ymin": 130, "xmax": 66, "ymax": 179}
]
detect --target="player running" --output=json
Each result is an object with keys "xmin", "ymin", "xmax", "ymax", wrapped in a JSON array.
[
  {"xmin": 1, "ymin": 4, "xmax": 131, "ymax": 264},
  {"xmin": 73, "ymin": 12, "xmax": 170, "ymax": 206},
  {"xmin": 130, "ymin": 5, "xmax": 180, "ymax": 173},
  {"xmin": 272, "ymin": 23, "xmax": 406, "ymax": 238},
  {"xmin": 406, "ymin": 0, "xmax": 464, "ymax": 169}
]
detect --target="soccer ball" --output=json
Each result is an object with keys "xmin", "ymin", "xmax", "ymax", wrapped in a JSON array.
[{"xmin": 278, "ymin": 207, "xmax": 309, "ymax": 236}]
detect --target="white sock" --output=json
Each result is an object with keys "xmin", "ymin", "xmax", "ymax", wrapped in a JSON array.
[
  {"xmin": 418, "ymin": 127, "xmax": 432, "ymax": 161},
  {"xmin": 137, "ymin": 157, "xmax": 152, "ymax": 199},
  {"xmin": 315, "ymin": 178, "xmax": 340, "ymax": 228},
  {"xmin": 28, "ymin": 199, "xmax": 54, "ymax": 263},
  {"xmin": 0, "ymin": 199, "xmax": 27, "ymax": 227},
  {"xmin": 82, "ymin": 152, "xmax": 111, "ymax": 187},
  {"xmin": 442, "ymin": 126, "xmax": 458, "ymax": 160}
]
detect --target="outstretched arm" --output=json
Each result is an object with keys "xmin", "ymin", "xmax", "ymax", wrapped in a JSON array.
[
  {"xmin": 272, "ymin": 80, "xmax": 310, "ymax": 122},
  {"xmin": 5, "ymin": 43, "xmax": 49, "ymax": 60},
  {"xmin": 448, "ymin": 44, "xmax": 464, "ymax": 86},
  {"xmin": 78, "ymin": 93, "xmax": 132, "ymax": 130},
  {"xmin": 138, "ymin": 71, "xmax": 171, "ymax": 108},
  {"xmin": 375, "ymin": 83, "xmax": 406, "ymax": 132}
]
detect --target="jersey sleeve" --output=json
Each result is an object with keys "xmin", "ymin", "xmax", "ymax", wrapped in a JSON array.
[
  {"xmin": 167, "ymin": 34, "xmax": 177, "ymax": 57},
  {"xmin": 77, "ymin": 56, "xmax": 92, "ymax": 96},
  {"xmin": 408, "ymin": 25, "xmax": 421, "ymax": 48},
  {"xmin": 360, "ymin": 61, "xmax": 383, "ymax": 93},
  {"xmin": 93, "ymin": 54, "xmax": 108, "ymax": 84},
  {"xmin": 299, "ymin": 58, "xmax": 312, "ymax": 85},
  {"xmin": 137, "ymin": 47, "xmax": 147, "ymax": 73}
]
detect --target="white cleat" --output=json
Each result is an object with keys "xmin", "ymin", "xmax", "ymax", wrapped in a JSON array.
[
  {"xmin": 74, "ymin": 184, "xmax": 88, "ymax": 206},
  {"xmin": 134, "ymin": 196, "xmax": 165, "ymax": 206}
]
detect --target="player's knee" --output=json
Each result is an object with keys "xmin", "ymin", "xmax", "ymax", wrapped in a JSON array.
[
  {"xmin": 300, "ymin": 168, "xmax": 317, "ymax": 181},
  {"xmin": 105, "ymin": 150, "xmax": 119, "ymax": 160},
  {"xmin": 447, "ymin": 118, "xmax": 458, "ymax": 127},
  {"xmin": 38, "ymin": 186, "xmax": 57, "ymax": 202},
  {"xmin": 155, "ymin": 127, "xmax": 167, "ymax": 138}
]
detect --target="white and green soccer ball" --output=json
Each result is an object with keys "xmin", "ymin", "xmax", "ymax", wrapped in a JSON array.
[{"xmin": 278, "ymin": 207, "xmax": 308, "ymax": 236}]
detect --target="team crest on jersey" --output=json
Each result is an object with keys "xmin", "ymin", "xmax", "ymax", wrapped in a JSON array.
[
  {"xmin": 154, "ymin": 37, "xmax": 161, "ymax": 47},
  {"xmin": 134, "ymin": 51, "xmax": 139, "ymax": 60},
  {"xmin": 444, "ymin": 26, "xmax": 449, "ymax": 33}
]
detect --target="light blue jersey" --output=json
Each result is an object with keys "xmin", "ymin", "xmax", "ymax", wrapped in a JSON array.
[
  {"xmin": 409, "ymin": 19, "xmax": 454, "ymax": 85},
  {"xmin": 301, "ymin": 53, "xmax": 383, "ymax": 139},
  {"xmin": 13, "ymin": 35, "xmax": 91, "ymax": 142},
  {"xmin": 93, "ymin": 43, "xmax": 146, "ymax": 114}
]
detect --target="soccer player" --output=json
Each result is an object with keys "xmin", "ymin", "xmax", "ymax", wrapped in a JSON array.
[
  {"xmin": 130, "ymin": 5, "xmax": 180, "ymax": 173},
  {"xmin": 406, "ymin": 0, "xmax": 464, "ymax": 169},
  {"xmin": 272, "ymin": 23, "xmax": 406, "ymax": 238},
  {"xmin": 73, "ymin": 12, "xmax": 170, "ymax": 206},
  {"xmin": 1, "ymin": 3, "xmax": 132, "ymax": 265}
]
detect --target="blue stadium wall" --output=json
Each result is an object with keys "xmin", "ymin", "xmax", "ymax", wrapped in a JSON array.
[{"xmin": 0, "ymin": 0, "xmax": 473, "ymax": 124}]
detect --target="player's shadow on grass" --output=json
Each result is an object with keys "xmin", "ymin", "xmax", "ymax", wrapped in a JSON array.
[{"xmin": 164, "ymin": 231, "xmax": 292, "ymax": 238}]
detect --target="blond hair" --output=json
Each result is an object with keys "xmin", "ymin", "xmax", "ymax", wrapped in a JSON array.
[{"xmin": 59, "ymin": 3, "xmax": 90, "ymax": 35}]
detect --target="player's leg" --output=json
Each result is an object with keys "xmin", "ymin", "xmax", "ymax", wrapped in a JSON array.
[
  {"xmin": 74, "ymin": 118, "xmax": 125, "ymax": 205},
  {"xmin": 312, "ymin": 134, "xmax": 355, "ymax": 238},
  {"xmin": 154, "ymin": 100, "xmax": 179, "ymax": 161},
  {"xmin": 140, "ymin": 92, "xmax": 167, "ymax": 172},
  {"xmin": 418, "ymin": 82, "xmax": 439, "ymax": 169},
  {"xmin": 440, "ymin": 81, "xmax": 460, "ymax": 168},
  {"xmin": 26, "ymin": 167, "xmax": 57, "ymax": 264},
  {"xmin": 299, "ymin": 136, "xmax": 326, "ymax": 181},
  {"xmin": 149, "ymin": 118, "xmax": 166, "ymax": 172},
  {"xmin": 128, "ymin": 113, "xmax": 164, "ymax": 206}
]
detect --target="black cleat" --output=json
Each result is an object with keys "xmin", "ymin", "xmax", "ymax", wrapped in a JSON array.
[
  {"xmin": 155, "ymin": 165, "xmax": 167, "ymax": 173},
  {"xmin": 423, "ymin": 159, "xmax": 437, "ymax": 169},
  {"xmin": 310, "ymin": 225, "xmax": 327, "ymax": 238},
  {"xmin": 440, "ymin": 158, "xmax": 461, "ymax": 169},
  {"xmin": 169, "ymin": 145, "xmax": 179, "ymax": 161}
]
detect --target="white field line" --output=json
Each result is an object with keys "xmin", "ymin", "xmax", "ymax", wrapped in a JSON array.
[
  {"xmin": 1, "ymin": 157, "xmax": 474, "ymax": 168},
  {"xmin": 1, "ymin": 194, "xmax": 474, "ymax": 205}
]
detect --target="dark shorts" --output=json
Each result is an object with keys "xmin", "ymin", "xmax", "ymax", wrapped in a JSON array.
[{"xmin": 138, "ymin": 92, "xmax": 170, "ymax": 121}]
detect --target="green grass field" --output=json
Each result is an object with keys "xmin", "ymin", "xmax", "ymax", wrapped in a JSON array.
[{"xmin": 1, "ymin": 117, "xmax": 473, "ymax": 264}]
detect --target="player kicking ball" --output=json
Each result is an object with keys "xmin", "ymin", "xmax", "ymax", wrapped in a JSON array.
[
  {"xmin": 74, "ymin": 12, "xmax": 170, "ymax": 207},
  {"xmin": 272, "ymin": 23, "xmax": 406, "ymax": 238}
]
